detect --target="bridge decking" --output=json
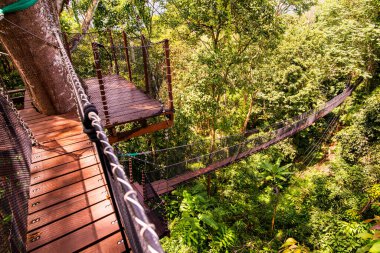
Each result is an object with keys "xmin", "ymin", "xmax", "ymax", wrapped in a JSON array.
[
  {"xmin": 21, "ymin": 92, "xmax": 126, "ymax": 252},
  {"xmin": 85, "ymin": 74, "xmax": 164, "ymax": 128}
]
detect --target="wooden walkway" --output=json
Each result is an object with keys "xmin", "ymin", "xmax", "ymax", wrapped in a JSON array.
[
  {"xmin": 21, "ymin": 93, "xmax": 126, "ymax": 252},
  {"xmin": 85, "ymin": 74, "xmax": 164, "ymax": 128}
]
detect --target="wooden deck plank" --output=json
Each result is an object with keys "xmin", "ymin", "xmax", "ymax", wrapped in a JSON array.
[
  {"xmin": 30, "ymin": 214, "xmax": 120, "ymax": 253},
  {"xmin": 32, "ymin": 134, "xmax": 88, "ymax": 152},
  {"xmin": 27, "ymin": 186, "xmax": 109, "ymax": 232},
  {"xmin": 27, "ymin": 199, "xmax": 114, "ymax": 251},
  {"xmin": 33, "ymin": 139, "xmax": 91, "ymax": 155},
  {"xmin": 31, "ymin": 147, "xmax": 95, "ymax": 172},
  {"xmin": 28, "ymin": 174, "xmax": 106, "ymax": 214},
  {"xmin": 19, "ymin": 108, "xmax": 38, "ymax": 116},
  {"xmin": 28, "ymin": 113, "xmax": 78, "ymax": 126},
  {"xmin": 31, "ymin": 155, "xmax": 98, "ymax": 184},
  {"xmin": 27, "ymin": 113, "xmax": 78, "ymax": 125},
  {"xmin": 80, "ymin": 232, "xmax": 125, "ymax": 253},
  {"xmin": 35, "ymin": 125, "xmax": 84, "ymax": 143},
  {"xmin": 97, "ymin": 100, "xmax": 162, "ymax": 117},
  {"xmin": 31, "ymin": 141, "xmax": 92, "ymax": 163},
  {"xmin": 105, "ymin": 107, "xmax": 163, "ymax": 126},
  {"xmin": 29, "ymin": 117, "xmax": 79, "ymax": 132},
  {"xmin": 30, "ymin": 165, "xmax": 102, "ymax": 198},
  {"xmin": 90, "ymin": 93, "xmax": 152, "ymax": 109},
  {"xmin": 32, "ymin": 121, "xmax": 80, "ymax": 135},
  {"xmin": 92, "ymin": 96, "xmax": 153, "ymax": 111}
]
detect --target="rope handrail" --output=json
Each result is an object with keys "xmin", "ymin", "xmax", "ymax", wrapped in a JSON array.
[{"xmin": 54, "ymin": 30, "xmax": 164, "ymax": 253}]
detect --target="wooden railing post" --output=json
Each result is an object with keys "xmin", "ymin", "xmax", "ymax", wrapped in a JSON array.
[
  {"xmin": 91, "ymin": 42, "xmax": 110, "ymax": 125},
  {"xmin": 62, "ymin": 32, "xmax": 72, "ymax": 62},
  {"xmin": 129, "ymin": 157, "xmax": 134, "ymax": 183},
  {"xmin": 141, "ymin": 34, "xmax": 150, "ymax": 94},
  {"xmin": 122, "ymin": 31, "xmax": 133, "ymax": 82},
  {"xmin": 164, "ymin": 39, "xmax": 174, "ymax": 113},
  {"xmin": 108, "ymin": 30, "xmax": 119, "ymax": 75}
]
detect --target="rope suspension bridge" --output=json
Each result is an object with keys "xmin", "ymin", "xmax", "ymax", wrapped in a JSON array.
[
  {"xmin": 0, "ymin": 2, "xmax": 364, "ymax": 251},
  {"xmin": 119, "ymin": 77, "xmax": 363, "ymax": 202}
]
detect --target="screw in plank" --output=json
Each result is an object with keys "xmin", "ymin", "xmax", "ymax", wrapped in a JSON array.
[
  {"xmin": 31, "ymin": 218, "xmax": 40, "ymax": 224},
  {"xmin": 31, "ymin": 201, "xmax": 40, "ymax": 207}
]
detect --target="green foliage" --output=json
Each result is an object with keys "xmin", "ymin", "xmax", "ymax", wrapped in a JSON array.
[
  {"xmin": 162, "ymin": 189, "xmax": 237, "ymax": 252},
  {"xmin": 357, "ymin": 214, "xmax": 380, "ymax": 253},
  {"xmin": 279, "ymin": 238, "xmax": 310, "ymax": 253},
  {"xmin": 259, "ymin": 159, "xmax": 293, "ymax": 190}
]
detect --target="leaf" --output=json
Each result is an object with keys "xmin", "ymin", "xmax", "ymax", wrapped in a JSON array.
[
  {"xmin": 369, "ymin": 241, "xmax": 380, "ymax": 253},
  {"xmin": 357, "ymin": 244, "xmax": 372, "ymax": 253},
  {"xmin": 280, "ymin": 238, "xmax": 298, "ymax": 248},
  {"xmin": 371, "ymin": 224, "xmax": 380, "ymax": 230},
  {"xmin": 357, "ymin": 232, "xmax": 373, "ymax": 240},
  {"xmin": 198, "ymin": 213, "xmax": 219, "ymax": 230}
]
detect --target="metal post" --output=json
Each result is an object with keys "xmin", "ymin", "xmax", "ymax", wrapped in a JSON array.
[
  {"xmin": 129, "ymin": 157, "xmax": 134, "ymax": 183},
  {"xmin": 91, "ymin": 42, "xmax": 110, "ymax": 126},
  {"xmin": 164, "ymin": 39, "xmax": 174, "ymax": 114},
  {"xmin": 62, "ymin": 32, "xmax": 72, "ymax": 62},
  {"xmin": 122, "ymin": 31, "xmax": 133, "ymax": 82},
  {"xmin": 141, "ymin": 35, "xmax": 150, "ymax": 94},
  {"xmin": 109, "ymin": 30, "xmax": 119, "ymax": 75}
]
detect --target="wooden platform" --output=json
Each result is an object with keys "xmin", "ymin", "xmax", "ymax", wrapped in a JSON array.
[
  {"xmin": 20, "ymin": 94, "xmax": 126, "ymax": 252},
  {"xmin": 85, "ymin": 74, "xmax": 164, "ymax": 128}
]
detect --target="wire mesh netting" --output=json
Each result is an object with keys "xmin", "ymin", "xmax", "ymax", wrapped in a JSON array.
[{"xmin": 0, "ymin": 94, "xmax": 32, "ymax": 253}]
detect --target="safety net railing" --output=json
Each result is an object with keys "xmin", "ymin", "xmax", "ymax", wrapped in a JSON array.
[
  {"xmin": 119, "ymin": 77, "xmax": 363, "ymax": 199},
  {"xmin": 55, "ymin": 31, "xmax": 164, "ymax": 253},
  {"xmin": 0, "ymin": 85, "xmax": 36, "ymax": 252}
]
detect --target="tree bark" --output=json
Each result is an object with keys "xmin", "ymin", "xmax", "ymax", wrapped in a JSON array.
[
  {"xmin": 241, "ymin": 93, "xmax": 255, "ymax": 133},
  {"xmin": 0, "ymin": 0, "xmax": 75, "ymax": 115},
  {"xmin": 56, "ymin": 0, "xmax": 68, "ymax": 14}
]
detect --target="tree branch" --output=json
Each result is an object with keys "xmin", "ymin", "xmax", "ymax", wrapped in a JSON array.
[{"xmin": 69, "ymin": 0, "xmax": 100, "ymax": 52}]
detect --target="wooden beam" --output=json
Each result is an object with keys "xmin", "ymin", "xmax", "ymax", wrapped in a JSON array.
[{"xmin": 109, "ymin": 118, "xmax": 173, "ymax": 144}]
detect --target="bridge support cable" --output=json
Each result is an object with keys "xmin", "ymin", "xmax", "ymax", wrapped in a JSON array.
[{"xmin": 54, "ymin": 30, "xmax": 164, "ymax": 253}]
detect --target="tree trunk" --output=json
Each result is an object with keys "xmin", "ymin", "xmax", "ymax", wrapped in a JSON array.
[
  {"xmin": 0, "ymin": 0, "xmax": 75, "ymax": 115},
  {"xmin": 241, "ymin": 93, "xmax": 255, "ymax": 133}
]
